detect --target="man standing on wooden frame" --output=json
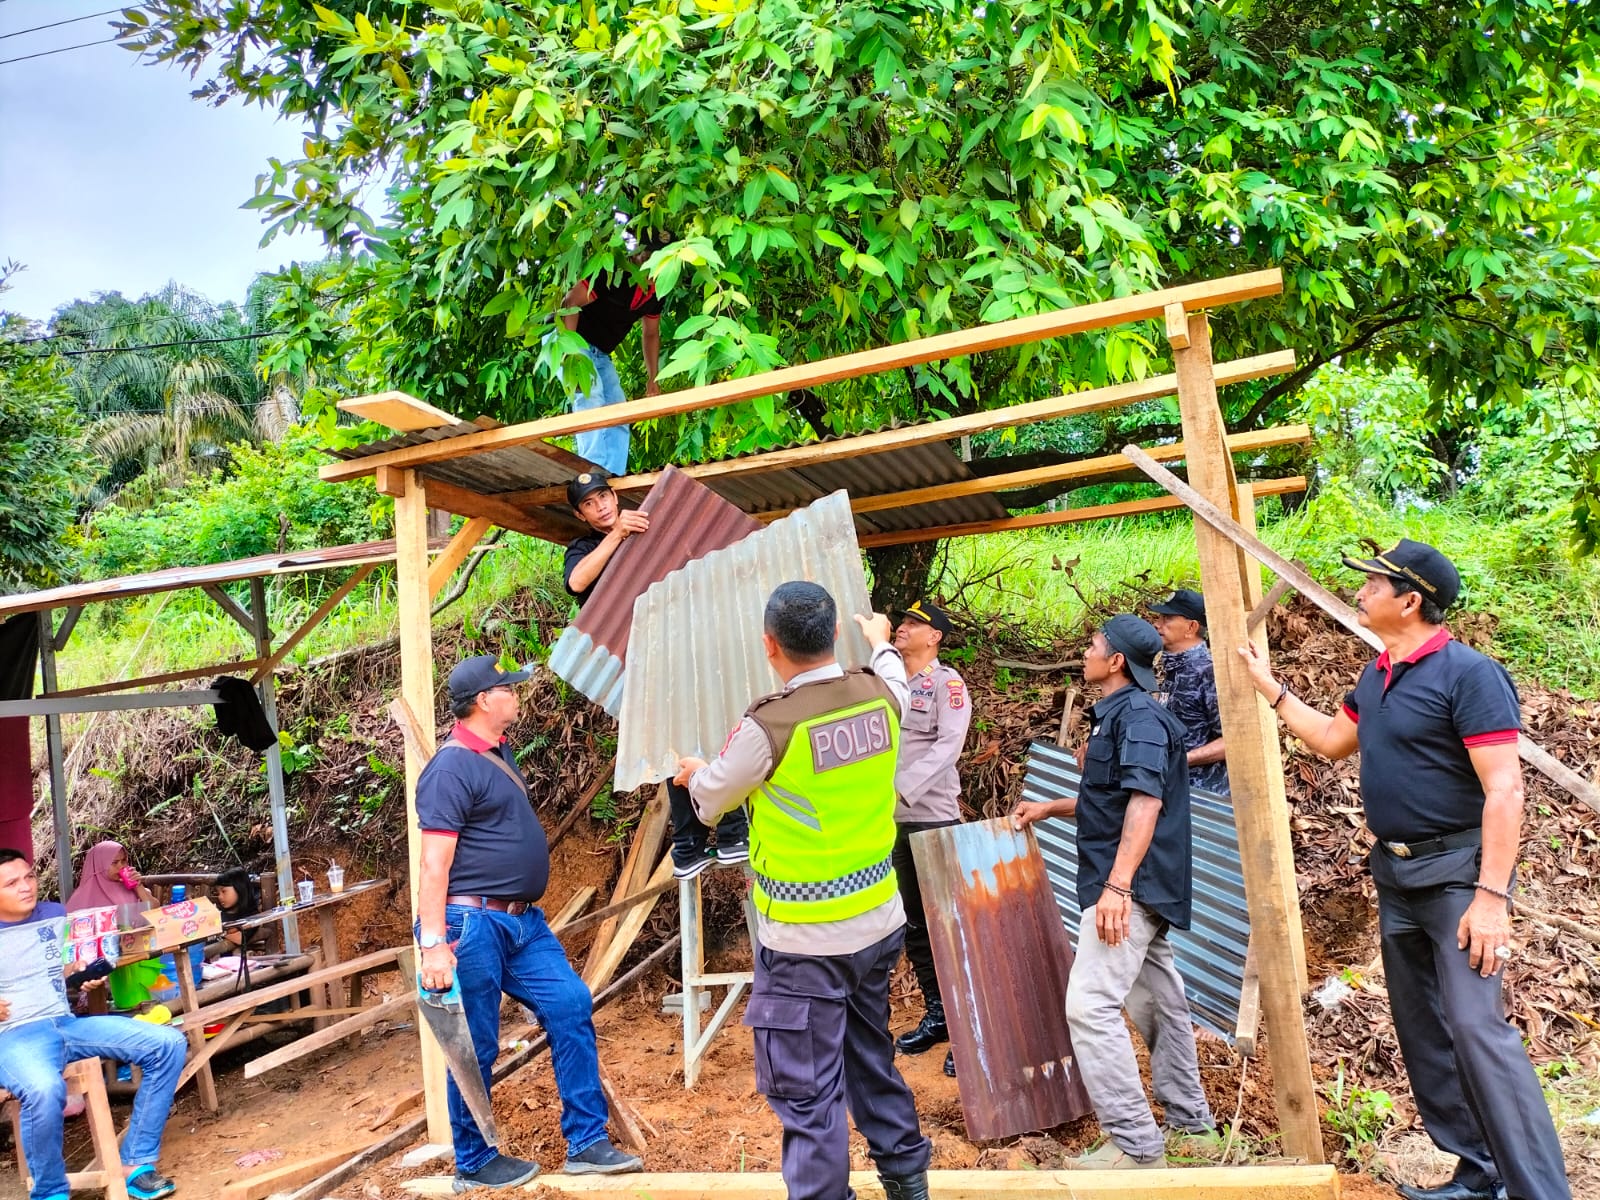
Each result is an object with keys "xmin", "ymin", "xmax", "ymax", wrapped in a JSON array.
[
  {"xmin": 1149, "ymin": 588, "xmax": 1230, "ymax": 797},
  {"xmin": 1013, "ymin": 614, "xmax": 1214, "ymax": 1170},
  {"xmin": 1240, "ymin": 539, "xmax": 1569, "ymax": 1200},
  {"xmin": 675, "ymin": 583, "xmax": 932, "ymax": 1200},
  {"xmin": 886, "ymin": 601, "xmax": 972, "ymax": 1079}
]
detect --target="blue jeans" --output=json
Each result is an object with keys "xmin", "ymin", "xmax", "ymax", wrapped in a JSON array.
[
  {"xmin": 565, "ymin": 345, "xmax": 629, "ymax": 475},
  {"xmin": 0, "ymin": 1015, "xmax": 186, "ymax": 1200},
  {"xmin": 438, "ymin": 904, "xmax": 609, "ymax": 1172}
]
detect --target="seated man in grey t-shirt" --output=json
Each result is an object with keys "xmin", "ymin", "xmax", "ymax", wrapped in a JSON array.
[{"xmin": 0, "ymin": 849, "xmax": 188, "ymax": 1200}]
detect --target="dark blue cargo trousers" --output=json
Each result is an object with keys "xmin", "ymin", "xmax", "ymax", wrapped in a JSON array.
[{"xmin": 744, "ymin": 927, "xmax": 931, "ymax": 1200}]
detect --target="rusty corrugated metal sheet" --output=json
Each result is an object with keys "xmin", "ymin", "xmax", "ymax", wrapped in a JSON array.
[
  {"xmin": 0, "ymin": 540, "xmax": 409, "ymax": 620},
  {"xmin": 547, "ymin": 466, "xmax": 762, "ymax": 713},
  {"xmin": 910, "ymin": 817, "xmax": 1095, "ymax": 1140},
  {"xmin": 1024, "ymin": 740, "xmax": 1250, "ymax": 1040},
  {"xmin": 612, "ymin": 490, "xmax": 873, "ymax": 791}
]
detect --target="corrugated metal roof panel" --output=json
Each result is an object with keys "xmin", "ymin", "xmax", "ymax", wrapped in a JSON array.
[
  {"xmin": 548, "ymin": 467, "xmax": 762, "ymax": 713},
  {"xmin": 1024, "ymin": 740, "xmax": 1249, "ymax": 1041},
  {"xmin": 910, "ymin": 818, "xmax": 1095, "ymax": 1140},
  {"xmin": 613, "ymin": 491, "xmax": 873, "ymax": 791},
  {"xmin": 0, "ymin": 540, "xmax": 410, "ymax": 620}
]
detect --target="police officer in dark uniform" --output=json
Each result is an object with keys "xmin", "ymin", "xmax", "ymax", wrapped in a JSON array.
[
  {"xmin": 562, "ymin": 471, "xmax": 748, "ymax": 876},
  {"xmin": 675, "ymin": 583, "xmax": 931, "ymax": 1200},
  {"xmin": 1240, "ymin": 539, "xmax": 1569, "ymax": 1200}
]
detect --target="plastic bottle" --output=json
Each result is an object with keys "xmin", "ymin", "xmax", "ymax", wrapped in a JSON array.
[{"xmin": 170, "ymin": 884, "xmax": 186, "ymax": 903}]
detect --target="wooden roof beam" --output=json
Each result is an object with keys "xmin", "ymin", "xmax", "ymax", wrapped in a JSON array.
[
  {"xmin": 752, "ymin": 425, "xmax": 1309, "ymax": 522},
  {"xmin": 319, "ymin": 269, "xmax": 1284, "ymax": 483},
  {"xmin": 500, "ymin": 349, "xmax": 1296, "ymax": 509},
  {"xmin": 419, "ymin": 475, "xmax": 590, "ymax": 544},
  {"xmin": 855, "ymin": 476, "xmax": 1307, "ymax": 548}
]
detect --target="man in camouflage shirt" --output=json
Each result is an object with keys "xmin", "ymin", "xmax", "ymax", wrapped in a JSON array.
[{"xmin": 1150, "ymin": 590, "xmax": 1229, "ymax": 798}]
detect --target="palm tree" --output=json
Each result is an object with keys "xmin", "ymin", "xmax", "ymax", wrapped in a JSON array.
[{"xmin": 53, "ymin": 284, "xmax": 298, "ymax": 506}]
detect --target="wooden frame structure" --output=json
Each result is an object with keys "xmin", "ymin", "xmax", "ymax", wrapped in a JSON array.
[
  {"xmin": 324, "ymin": 268, "xmax": 1324, "ymax": 1160},
  {"xmin": 0, "ymin": 542, "xmax": 408, "ymax": 944}
]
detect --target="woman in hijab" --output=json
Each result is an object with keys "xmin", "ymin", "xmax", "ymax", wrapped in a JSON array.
[{"xmin": 66, "ymin": 840, "xmax": 155, "ymax": 911}]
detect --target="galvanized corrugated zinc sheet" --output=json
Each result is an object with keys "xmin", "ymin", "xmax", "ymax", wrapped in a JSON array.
[
  {"xmin": 613, "ymin": 490, "xmax": 873, "ymax": 792},
  {"xmin": 548, "ymin": 467, "xmax": 762, "ymax": 713},
  {"xmin": 1024, "ymin": 740, "xmax": 1249, "ymax": 1040}
]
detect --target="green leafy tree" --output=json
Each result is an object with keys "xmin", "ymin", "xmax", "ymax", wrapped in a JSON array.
[
  {"xmin": 122, "ymin": 0, "xmax": 1600, "ymax": 577},
  {"xmin": 0, "ymin": 281, "xmax": 90, "ymax": 592}
]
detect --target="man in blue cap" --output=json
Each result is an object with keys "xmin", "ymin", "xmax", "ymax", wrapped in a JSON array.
[
  {"xmin": 1013, "ymin": 614, "xmax": 1213, "ymax": 1169},
  {"xmin": 1240, "ymin": 539, "xmax": 1568, "ymax": 1200},
  {"xmin": 1149, "ymin": 588, "xmax": 1229, "ymax": 797}
]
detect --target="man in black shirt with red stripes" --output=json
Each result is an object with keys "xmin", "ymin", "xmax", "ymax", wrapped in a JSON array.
[{"xmin": 1240, "ymin": 539, "xmax": 1567, "ymax": 1200}]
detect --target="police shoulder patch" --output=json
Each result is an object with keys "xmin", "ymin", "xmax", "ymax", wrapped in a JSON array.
[{"xmin": 945, "ymin": 679, "xmax": 965, "ymax": 709}]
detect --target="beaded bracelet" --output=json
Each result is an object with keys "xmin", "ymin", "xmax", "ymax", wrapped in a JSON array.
[
  {"xmin": 1474, "ymin": 881, "xmax": 1515, "ymax": 902},
  {"xmin": 1102, "ymin": 881, "xmax": 1133, "ymax": 899}
]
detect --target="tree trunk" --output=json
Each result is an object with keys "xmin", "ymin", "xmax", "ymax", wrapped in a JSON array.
[{"xmin": 865, "ymin": 541, "xmax": 939, "ymax": 613}]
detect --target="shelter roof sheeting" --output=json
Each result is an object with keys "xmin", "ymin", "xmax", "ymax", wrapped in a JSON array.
[{"xmin": 0, "ymin": 540, "xmax": 403, "ymax": 620}]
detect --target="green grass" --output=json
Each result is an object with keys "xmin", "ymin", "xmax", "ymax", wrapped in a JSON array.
[{"xmin": 52, "ymin": 488, "xmax": 1600, "ymax": 709}]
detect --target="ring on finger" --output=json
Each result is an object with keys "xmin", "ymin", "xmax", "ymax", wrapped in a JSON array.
[{"xmin": 1493, "ymin": 945, "xmax": 1512, "ymax": 960}]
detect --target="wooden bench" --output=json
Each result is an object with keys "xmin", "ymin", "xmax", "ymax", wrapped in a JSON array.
[{"xmin": 1, "ymin": 1058, "xmax": 130, "ymax": 1200}]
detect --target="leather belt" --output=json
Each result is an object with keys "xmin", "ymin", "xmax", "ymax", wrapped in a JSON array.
[
  {"xmin": 445, "ymin": 894, "xmax": 534, "ymax": 915},
  {"xmin": 1379, "ymin": 828, "xmax": 1481, "ymax": 860}
]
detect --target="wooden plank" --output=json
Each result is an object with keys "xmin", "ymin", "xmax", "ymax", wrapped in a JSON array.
[
  {"xmin": 853, "ymin": 477, "xmax": 1307, "ymax": 549},
  {"xmin": 251, "ymin": 563, "xmax": 376, "ymax": 683},
  {"xmin": 427, "ymin": 516, "xmax": 494, "ymax": 598},
  {"xmin": 1122, "ymin": 446, "xmax": 1600, "ymax": 818},
  {"xmin": 1164, "ymin": 302, "xmax": 1191, "ymax": 350},
  {"xmin": 550, "ymin": 886, "xmax": 597, "ymax": 931},
  {"xmin": 176, "ymin": 949, "xmax": 221, "ymax": 1110},
  {"xmin": 184, "ymin": 948, "xmax": 404, "ymax": 1026},
  {"xmin": 1248, "ymin": 573, "xmax": 1295, "ymax": 632},
  {"xmin": 389, "ymin": 695, "xmax": 439, "ymax": 761},
  {"xmin": 202, "ymin": 583, "xmax": 257, "ymax": 634},
  {"xmin": 243, "ymin": 994, "xmax": 415, "ymax": 1078},
  {"xmin": 176, "ymin": 1010, "xmax": 251, "ymax": 1097},
  {"xmin": 219, "ymin": 1141, "xmax": 382, "ymax": 1200},
  {"xmin": 556, "ymin": 878, "xmax": 678, "ymax": 941},
  {"xmin": 45, "ymin": 658, "xmax": 266, "ymax": 700},
  {"xmin": 398, "ymin": 1165, "xmax": 1340, "ymax": 1199},
  {"xmin": 1054, "ymin": 686, "xmax": 1080, "ymax": 750},
  {"xmin": 1234, "ymin": 939, "xmax": 1262, "ymax": 1059},
  {"xmin": 1166, "ymin": 310, "xmax": 1321, "ymax": 1164},
  {"xmin": 393, "ymin": 469, "xmax": 451, "ymax": 1145},
  {"xmin": 320, "ymin": 270, "xmax": 1285, "ymax": 483},
  {"xmin": 806, "ymin": 426, "xmax": 1309, "ymax": 521},
  {"xmin": 583, "ymin": 785, "xmax": 670, "ymax": 978},
  {"xmin": 504, "ymin": 350, "xmax": 1297, "ymax": 507},
  {"xmin": 419, "ymin": 475, "xmax": 588, "ymax": 543},
  {"xmin": 338, "ymin": 389, "xmax": 459, "ymax": 431},
  {"xmin": 911, "ymin": 819, "xmax": 1093, "ymax": 1140},
  {"xmin": 597, "ymin": 1064, "xmax": 648, "ymax": 1153},
  {"xmin": 584, "ymin": 855, "xmax": 675, "ymax": 993},
  {"xmin": 375, "ymin": 465, "xmax": 408, "ymax": 497}
]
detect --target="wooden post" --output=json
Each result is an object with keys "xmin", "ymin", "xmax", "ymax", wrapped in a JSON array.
[
  {"xmin": 393, "ymin": 469, "xmax": 451, "ymax": 1144},
  {"xmin": 1168, "ymin": 310, "xmax": 1321, "ymax": 1162}
]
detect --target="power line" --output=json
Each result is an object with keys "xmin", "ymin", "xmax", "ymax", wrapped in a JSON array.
[
  {"xmin": 0, "ymin": 8, "xmax": 125, "ymax": 40},
  {"xmin": 45, "ymin": 330, "xmax": 291, "ymax": 357},
  {"xmin": 0, "ymin": 34, "xmax": 118, "ymax": 66}
]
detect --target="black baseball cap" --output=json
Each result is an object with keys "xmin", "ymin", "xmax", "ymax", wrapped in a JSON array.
[
  {"xmin": 566, "ymin": 471, "xmax": 613, "ymax": 509},
  {"xmin": 1100, "ymin": 614, "xmax": 1161, "ymax": 692},
  {"xmin": 1341, "ymin": 538, "xmax": 1460, "ymax": 608},
  {"xmin": 1150, "ymin": 588, "xmax": 1206, "ymax": 625},
  {"xmin": 447, "ymin": 654, "xmax": 533, "ymax": 704},
  {"xmin": 893, "ymin": 600, "xmax": 953, "ymax": 636}
]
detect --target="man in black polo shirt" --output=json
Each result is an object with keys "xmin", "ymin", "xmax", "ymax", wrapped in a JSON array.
[
  {"xmin": 1150, "ymin": 588, "xmax": 1229, "ymax": 797},
  {"xmin": 416, "ymin": 654, "xmax": 643, "ymax": 1190},
  {"xmin": 1240, "ymin": 539, "xmax": 1568, "ymax": 1200},
  {"xmin": 1013, "ymin": 615, "xmax": 1213, "ymax": 1170},
  {"xmin": 558, "ymin": 237, "xmax": 667, "ymax": 475},
  {"xmin": 561, "ymin": 471, "xmax": 749, "ymax": 877}
]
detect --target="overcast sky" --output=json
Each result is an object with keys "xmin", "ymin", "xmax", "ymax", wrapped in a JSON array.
[{"xmin": 0, "ymin": 1, "xmax": 329, "ymax": 323}]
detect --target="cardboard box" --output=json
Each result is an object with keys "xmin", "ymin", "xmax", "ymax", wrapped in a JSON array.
[{"xmin": 140, "ymin": 897, "xmax": 222, "ymax": 950}]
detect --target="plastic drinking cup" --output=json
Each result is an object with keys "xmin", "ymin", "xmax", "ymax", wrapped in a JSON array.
[
  {"xmin": 327, "ymin": 865, "xmax": 345, "ymax": 894},
  {"xmin": 296, "ymin": 880, "xmax": 315, "ymax": 904}
]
